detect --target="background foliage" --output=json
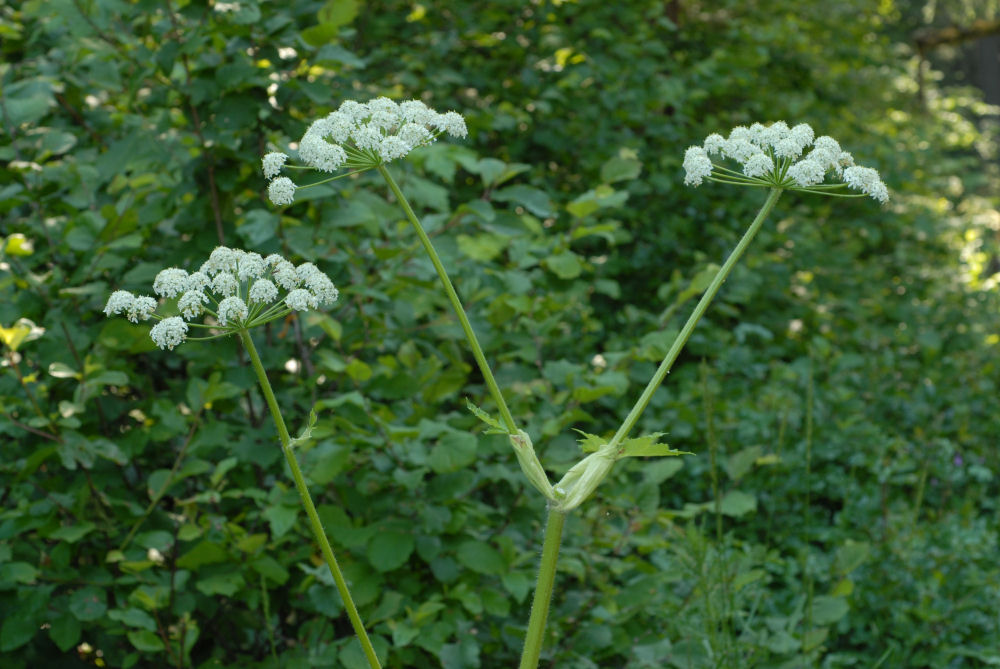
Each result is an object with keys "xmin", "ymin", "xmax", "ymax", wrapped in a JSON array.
[{"xmin": 2, "ymin": 0, "xmax": 999, "ymax": 667}]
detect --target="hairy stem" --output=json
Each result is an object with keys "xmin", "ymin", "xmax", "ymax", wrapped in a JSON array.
[
  {"xmin": 239, "ymin": 330, "xmax": 381, "ymax": 669},
  {"xmin": 519, "ymin": 508, "xmax": 567, "ymax": 669}
]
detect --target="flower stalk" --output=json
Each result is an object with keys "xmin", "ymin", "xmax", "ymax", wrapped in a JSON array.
[{"xmin": 240, "ymin": 329, "xmax": 381, "ymax": 669}]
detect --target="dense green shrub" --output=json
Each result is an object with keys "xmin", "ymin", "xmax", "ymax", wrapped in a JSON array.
[{"xmin": 2, "ymin": 1, "xmax": 998, "ymax": 667}]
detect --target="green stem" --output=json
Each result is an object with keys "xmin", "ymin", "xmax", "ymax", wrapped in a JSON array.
[
  {"xmin": 238, "ymin": 329, "xmax": 381, "ymax": 669},
  {"xmin": 519, "ymin": 508, "xmax": 567, "ymax": 669},
  {"xmin": 378, "ymin": 164, "xmax": 518, "ymax": 434},
  {"xmin": 608, "ymin": 187, "xmax": 783, "ymax": 449}
]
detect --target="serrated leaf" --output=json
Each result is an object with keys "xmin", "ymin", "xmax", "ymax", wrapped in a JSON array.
[
  {"xmin": 466, "ymin": 399, "xmax": 507, "ymax": 434},
  {"xmin": 618, "ymin": 433, "xmax": 689, "ymax": 458},
  {"xmin": 289, "ymin": 409, "xmax": 318, "ymax": 449},
  {"xmin": 573, "ymin": 429, "xmax": 606, "ymax": 453}
]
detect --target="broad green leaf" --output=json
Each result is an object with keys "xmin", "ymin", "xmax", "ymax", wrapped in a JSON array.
[
  {"xmin": 367, "ymin": 530, "xmax": 415, "ymax": 572},
  {"xmin": 69, "ymin": 586, "xmax": 107, "ymax": 622},
  {"xmin": 427, "ymin": 431, "xmax": 477, "ymax": 473},
  {"xmin": 493, "ymin": 184, "xmax": 553, "ymax": 217},
  {"xmin": 600, "ymin": 154, "xmax": 642, "ymax": 183},
  {"xmin": 1, "ymin": 614, "xmax": 37, "ymax": 652},
  {"xmin": 195, "ymin": 572, "xmax": 244, "ymax": 597},
  {"xmin": 726, "ymin": 445, "xmax": 763, "ymax": 481},
  {"xmin": 108, "ymin": 608, "xmax": 157, "ymax": 631},
  {"xmin": 455, "ymin": 540, "xmax": 505, "ymax": 576},
  {"xmin": 48, "ymin": 613, "xmax": 81, "ymax": 652},
  {"xmin": 176, "ymin": 541, "xmax": 229, "ymax": 569},
  {"xmin": 263, "ymin": 505, "xmax": 299, "ymax": 539},
  {"xmin": 0, "ymin": 562, "xmax": 38, "ymax": 584},
  {"xmin": 251, "ymin": 556, "xmax": 290, "ymax": 585},
  {"xmin": 835, "ymin": 540, "xmax": 871, "ymax": 575},
  {"xmin": 127, "ymin": 629, "xmax": 165, "ymax": 652},
  {"xmin": 719, "ymin": 490, "xmax": 757, "ymax": 517},
  {"xmin": 545, "ymin": 251, "xmax": 583, "ymax": 280},
  {"xmin": 48, "ymin": 522, "xmax": 95, "ymax": 543}
]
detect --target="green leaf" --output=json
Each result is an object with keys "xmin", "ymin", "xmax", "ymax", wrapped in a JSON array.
[
  {"xmin": 492, "ymin": 185, "xmax": 553, "ymax": 217},
  {"xmin": 262, "ymin": 505, "xmax": 299, "ymax": 539},
  {"xmin": 176, "ymin": 540, "xmax": 229, "ymax": 569},
  {"xmin": 251, "ymin": 556, "xmax": 290, "ymax": 585},
  {"xmin": 367, "ymin": 530, "xmax": 415, "ymax": 572},
  {"xmin": 317, "ymin": 0, "xmax": 358, "ymax": 27},
  {"xmin": 725, "ymin": 445, "xmax": 763, "ymax": 481},
  {"xmin": 108, "ymin": 608, "xmax": 157, "ymax": 631},
  {"xmin": 345, "ymin": 358, "xmax": 373, "ymax": 382},
  {"xmin": 573, "ymin": 429, "xmax": 606, "ymax": 453},
  {"xmin": 600, "ymin": 154, "xmax": 643, "ymax": 183},
  {"xmin": 466, "ymin": 399, "xmax": 506, "ymax": 434},
  {"xmin": 427, "ymin": 431, "xmax": 477, "ymax": 474},
  {"xmin": 618, "ymin": 433, "xmax": 689, "ymax": 458},
  {"xmin": 48, "ymin": 613, "xmax": 81, "ymax": 652},
  {"xmin": 719, "ymin": 490, "xmax": 757, "ymax": 517},
  {"xmin": 195, "ymin": 572, "xmax": 244, "ymax": 597},
  {"xmin": 1, "ymin": 614, "xmax": 37, "ymax": 652},
  {"xmin": 127, "ymin": 629, "xmax": 165, "ymax": 652},
  {"xmin": 289, "ymin": 409, "xmax": 318, "ymax": 449},
  {"xmin": 69, "ymin": 586, "xmax": 107, "ymax": 622},
  {"xmin": 48, "ymin": 361, "xmax": 80, "ymax": 379},
  {"xmin": 835, "ymin": 540, "xmax": 871, "ymax": 575},
  {"xmin": 48, "ymin": 522, "xmax": 96, "ymax": 543},
  {"xmin": 0, "ymin": 561, "xmax": 38, "ymax": 584},
  {"xmin": 545, "ymin": 251, "xmax": 583, "ymax": 280},
  {"xmin": 457, "ymin": 233, "xmax": 507, "ymax": 262},
  {"xmin": 455, "ymin": 540, "xmax": 505, "ymax": 576}
]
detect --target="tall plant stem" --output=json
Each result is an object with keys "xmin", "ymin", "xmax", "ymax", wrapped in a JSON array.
[
  {"xmin": 239, "ymin": 330, "xmax": 381, "ymax": 669},
  {"xmin": 378, "ymin": 164, "xmax": 518, "ymax": 433},
  {"xmin": 519, "ymin": 508, "xmax": 566, "ymax": 669},
  {"xmin": 609, "ymin": 188, "xmax": 783, "ymax": 448}
]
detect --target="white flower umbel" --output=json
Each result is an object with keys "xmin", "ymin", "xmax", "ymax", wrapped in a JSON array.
[
  {"xmin": 261, "ymin": 97, "xmax": 469, "ymax": 207},
  {"xmin": 103, "ymin": 246, "xmax": 340, "ymax": 349},
  {"xmin": 683, "ymin": 121, "xmax": 889, "ymax": 202}
]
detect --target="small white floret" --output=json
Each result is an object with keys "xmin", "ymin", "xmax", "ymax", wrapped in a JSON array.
[
  {"xmin": 682, "ymin": 146, "xmax": 713, "ymax": 187},
  {"xmin": 178, "ymin": 290, "xmax": 209, "ymax": 320},
  {"xmin": 286, "ymin": 288, "xmax": 319, "ymax": 311},
  {"xmin": 150, "ymin": 317, "xmax": 188, "ymax": 350},
  {"xmin": 262, "ymin": 152, "xmax": 288, "ymax": 179},
  {"xmin": 249, "ymin": 279, "xmax": 278, "ymax": 304},
  {"xmin": 743, "ymin": 153, "xmax": 775, "ymax": 178},
  {"xmin": 153, "ymin": 268, "xmax": 189, "ymax": 298},
  {"xmin": 268, "ymin": 177, "xmax": 297, "ymax": 206},
  {"xmin": 217, "ymin": 296, "xmax": 249, "ymax": 326},
  {"xmin": 787, "ymin": 159, "xmax": 827, "ymax": 187},
  {"xmin": 843, "ymin": 166, "xmax": 889, "ymax": 203},
  {"xmin": 104, "ymin": 290, "xmax": 136, "ymax": 317}
]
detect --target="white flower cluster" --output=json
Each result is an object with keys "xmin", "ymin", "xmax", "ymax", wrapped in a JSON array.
[
  {"xmin": 683, "ymin": 122, "xmax": 888, "ymax": 202},
  {"xmin": 262, "ymin": 97, "xmax": 468, "ymax": 206},
  {"xmin": 104, "ymin": 247, "xmax": 339, "ymax": 350}
]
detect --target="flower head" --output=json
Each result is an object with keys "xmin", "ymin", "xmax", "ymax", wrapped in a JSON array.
[
  {"xmin": 262, "ymin": 97, "xmax": 468, "ymax": 189},
  {"xmin": 104, "ymin": 246, "xmax": 340, "ymax": 350},
  {"xmin": 268, "ymin": 177, "xmax": 297, "ymax": 206},
  {"xmin": 262, "ymin": 152, "xmax": 288, "ymax": 179},
  {"xmin": 682, "ymin": 121, "xmax": 888, "ymax": 202}
]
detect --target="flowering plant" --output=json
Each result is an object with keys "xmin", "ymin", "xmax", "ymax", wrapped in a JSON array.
[
  {"xmin": 103, "ymin": 248, "xmax": 380, "ymax": 667},
  {"xmin": 683, "ymin": 121, "xmax": 889, "ymax": 202},
  {"xmin": 254, "ymin": 105, "xmax": 890, "ymax": 668},
  {"xmin": 104, "ymin": 247, "xmax": 338, "ymax": 350},
  {"xmin": 262, "ymin": 97, "xmax": 467, "ymax": 206}
]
